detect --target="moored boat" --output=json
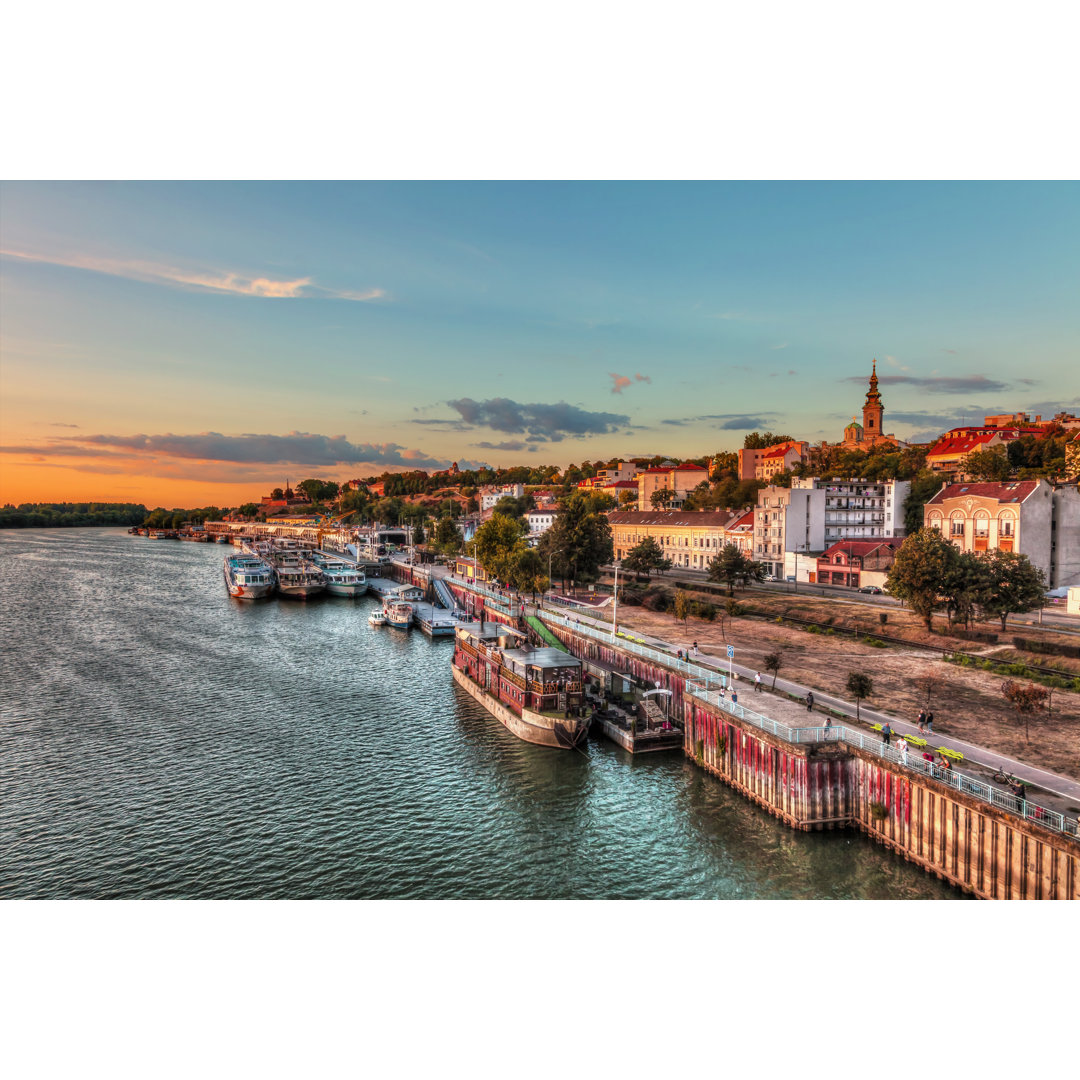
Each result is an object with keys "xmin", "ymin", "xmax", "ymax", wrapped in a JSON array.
[
  {"xmin": 224, "ymin": 552, "xmax": 275, "ymax": 600},
  {"xmin": 269, "ymin": 550, "xmax": 326, "ymax": 599},
  {"xmin": 368, "ymin": 609, "xmax": 388, "ymax": 626},
  {"xmin": 308, "ymin": 550, "xmax": 367, "ymax": 597},
  {"xmin": 452, "ymin": 625, "xmax": 592, "ymax": 749},
  {"xmin": 384, "ymin": 600, "xmax": 413, "ymax": 629}
]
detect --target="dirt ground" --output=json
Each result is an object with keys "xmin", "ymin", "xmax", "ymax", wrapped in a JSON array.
[{"xmin": 614, "ymin": 588, "xmax": 1080, "ymax": 792}]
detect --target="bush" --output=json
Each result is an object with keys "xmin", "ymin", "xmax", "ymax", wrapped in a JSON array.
[
  {"xmin": 863, "ymin": 637, "xmax": 886, "ymax": 648},
  {"xmin": 805, "ymin": 624, "xmax": 820, "ymax": 634},
  {"xmin": 774, "ymin": 617, "xmax": 784, "ymax": 624},
  {"xmin": 869, "ymin": 801, "xmax": 888, "ymax": 821},
  {"xmin": 642, "ymin": 588, "xmax": 670, "ymax": 613},
  {"xmin": 725, "ymin": 598, "xmax": 742, "ymax": 617},
  {"xmin": 694, "ymin": 601, "xmax": 717, "ymax": 622},
  {"xmin": 824, "ymin": 627, "xmax": 836, "ymax": 635}
]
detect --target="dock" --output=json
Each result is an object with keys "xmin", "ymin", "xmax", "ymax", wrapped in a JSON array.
[{"xmin": 366, "ymin": 575, "xmax": 457, "ymax": 637}]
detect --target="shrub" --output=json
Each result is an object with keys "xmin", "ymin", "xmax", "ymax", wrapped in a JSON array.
[
  {"xmin": 725, "ymin": 598, "xmax": 742, "ymax": 617},
  {"xmin": 775, "ymin": 617, "xmax": 784, "ymax": 624},
  {"xmin": 805, "ymin": 624, "xmax": 820, "ymax": 634},
  {"xmin": 869, "ymin": 801, "xmax": 888, "ymax": 821},
  {"xmin": 824, "ymin": 627, "xmax": 836, "ymax": 636},
  {"xmin": 694, "ymin": 739, "xmax": 704, "ymax": 764},
  {"xmin": 863, "ymin": 637, "xmax": 886, "ymax": 648}
]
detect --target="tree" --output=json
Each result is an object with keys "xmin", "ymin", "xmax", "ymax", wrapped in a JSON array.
[
  {"xmin": 846, "ymin": 671, "xmax": 873, "ymax": 721},
  {"xmin": 707, "ymin": 543, "xmax": 766, "ymax": 597},
  {"xmin": 763, "ymin": 651, "xmax": 783, "ymax": 689},
  {"xmin": 885, "ymin": 527, "xmax": 960, "ymax": 631},
  {"xmin": 413, "ymin": 522, "xmax": 426, "ymax": 546},
  {"xmin": 434, "ymin": 515, "xmax": 463, "ymax": 554},
  {"xmin": 474, "ymin": 514, "xmax": 528, "ymax": 584},
  {"xmin": 618, "ymin": 489, "xmax": 638, "ymax": 507},
  {"xmin": 270, "ymin": 488, "xmax": 285, "ymax": 501},
  {"xmin": 940, "ymin": 550, "xmax": 984, "ymax": 630},
  {"xmin": 978, "ymin": 549, "xmax": 1046, "ymax": 631},
  {"xmin": 538, "ymin": 498, "xmax": 613, "ymax": 588},
  {"xmin": 903, "ymin": 470, "xmax": 946, "ymax": 535},
  {"xmin": 238, "ymin": 503, "xmax": 258, "ymax": 518},
  {"xmin": 963, "ymin": 445, "xmax": 1010, "ymax": 482},
  {"xmin": 674, "ymin": 589, "xmax": 691, "ymax": 627},
  {"xmin": 913, "ymin": 668, "xmax": 945, "ymax": 712},
  {"xmin": 621, "ymin": 537, "xmax": 670, "ymax": 581},
  {"xmin": 506, "ymin": 546, "xmax": 544, "ymax": 594},
  {"xmin": 1000, "ymin": 679, "xmax": 1049, "ymax": 743},
  {"xmin": 743, "ymin": 432, "xmax": 794, "ymax": 449},
  {"xmin": 650, "ymin": 487, "xmax": 675, "ymax": 509}
]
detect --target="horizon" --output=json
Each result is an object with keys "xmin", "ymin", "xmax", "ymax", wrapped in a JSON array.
[{"xmin": 2, "ymin": 180, "xmax": 1077, "ymax": 507}]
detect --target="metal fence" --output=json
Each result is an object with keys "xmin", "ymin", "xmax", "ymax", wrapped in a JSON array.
[{"xmin": 539, "ymin": 607, "xmax": 1079, "ymax": 839}]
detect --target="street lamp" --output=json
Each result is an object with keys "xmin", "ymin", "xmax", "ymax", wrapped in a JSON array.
[{"xmin": 611, "ymin": 560, "xmax": 621, "ymax": 641}]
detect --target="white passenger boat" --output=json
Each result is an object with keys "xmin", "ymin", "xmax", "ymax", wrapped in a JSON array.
[
  {"xmin": 309, "ymin": 550, "xmax": 367, "ymax": 597},
  {"xmin": 266, "ymin": 546, "xmax": 326, "ymax": 599},
  {"xmin": 368, "ymin": 609, "xmax": 388, "ymax": 626},
  {"xmin": 224, "ymin": 552, "xmax": 275, "ymax": 600},
  {"xmin": 384, "ymin": 600, "xmax": 413, "ymax": 629}
]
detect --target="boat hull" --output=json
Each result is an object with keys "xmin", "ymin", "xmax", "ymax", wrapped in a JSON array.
[
  {"xmin": 452, "ymin": 665, "xmax": 590, "ymax": 750},
  {"xmin": 276, "ymin": 584, "xmax": 326, "ymax": 599},
  {"xmin": 324, "ymin": 582, "xmax": 368, "ymax": 597}
]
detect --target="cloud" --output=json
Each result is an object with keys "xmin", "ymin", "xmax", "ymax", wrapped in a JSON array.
[
  {"xmin": 446, "ymin": 397, "xmax": 629, "ymax": 443},
  {"xmin": 1, "ymin": 431, "xmax": 451, "ymax": 470},
  {"xmin": 715, "ymin": 415, "xmax": 775, "ymax": 430},
  {"xmin": 609, "ymin": 373, "xmax": 632, "ymax": 394},
  {"xmin": 474, "ymin": 440, "xmax": 530, "ymax": 452},
  {"xmin": 770, "ymin": 342, "xmax": 788, "ymax": 350},
  {"xmin": 2, "ymin": 248, "xmax": 385, "ymax": 302},
  {"xmin": 635, "ymin": 373, "xmax": 651, "ymax": 384},
  {"xmin": 660, "ymin": 413, "xmax": 777, "ymax": 430},
  {"xmin": 843, "ymin": 373, "xmax": 1010, "ymax": 394},
  {"xmin": 47, "ymin": 422, "xmax": 80, "ymax": 428}
]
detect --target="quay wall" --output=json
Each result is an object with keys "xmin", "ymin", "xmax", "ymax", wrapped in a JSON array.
[{"xmin": 547, "ymin": 620, "xmax": 1079, "ymax": 899}]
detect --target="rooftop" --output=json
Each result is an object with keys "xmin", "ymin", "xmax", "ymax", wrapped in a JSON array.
[
  {"xmin": 926, "ymin": 480, "xmax": 1042, "ymax": 505},
  {"xmin": 608, "ymin": 510, "xmax": 736, "ymax": 527}
]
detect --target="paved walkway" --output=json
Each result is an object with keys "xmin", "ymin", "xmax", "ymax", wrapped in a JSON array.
[{"xmin": 561, "ymin": 605, "xmax": 1080, "ymax": 808}]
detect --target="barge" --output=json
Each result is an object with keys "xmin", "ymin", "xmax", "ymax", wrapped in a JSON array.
[{"xmin": 452, "ymin": 624, "xmax": 592, "ymax": 750}]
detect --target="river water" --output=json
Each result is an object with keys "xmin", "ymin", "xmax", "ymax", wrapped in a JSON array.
[{"xmin": 0, "ymin": 529, "xmax": 960, "ymax": 899}]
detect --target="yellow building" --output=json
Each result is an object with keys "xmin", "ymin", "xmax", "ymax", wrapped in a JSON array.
[{"xmin": 609, "ymin": 510, "xmax": 739, "ymax": 570}]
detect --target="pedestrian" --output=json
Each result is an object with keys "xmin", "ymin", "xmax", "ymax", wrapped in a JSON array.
[
  {"xmin": 917, "ymin": 709, "xmax": 926, "ymax": 732},
  {"xmin": 925, "ymin": 711, "xmax": 934, "ymax": 734},
  {"xmin": 731, "ymin": 689, "xmax": 738, "ymax": 704},
  {"xmin": 755, "ymin": 671, "xmax": 762, "ymax": 692},
  {"xmin": 898, "ymin": 736, "xmax": 909, "ymax": 765},
  {"xmin": 805, "ymin": 691, "xmax": 814, "ymax": 712},
  {"xmin": 692, "ymin": 641, "xmax": 698, "ymax": 656},
  {"xmin": 824, "ymin": 717, "xmax": 832, "ymax": 734},
  {"xmin": 881, "ymin": 722, "xmax": 892, "ymax": 746}
]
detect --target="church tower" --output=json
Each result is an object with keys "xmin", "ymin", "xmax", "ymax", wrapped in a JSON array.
[{"xmin": 862, "ymin": 358, "xmax": 884, "ymax": 441}]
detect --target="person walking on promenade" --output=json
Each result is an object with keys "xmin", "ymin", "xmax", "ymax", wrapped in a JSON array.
[
  {"xmin": 881, "ymin": 722, "xmax": 892, "ymax": 746},
  {"xmin": 731, "ymin": 689, "xmax": 738, "ymax": 705},
  {"xmin": 755, "ymin": 672, "xmax": 762, "ymax": 692},
  {"xmin": 925, "ymin": 711, "xmax": 934, "ymax": 734},
  {"xmin": 824, "ymin": 717, "xmax": 832, "ymax": 734},
  {"xmin": 692, "ymin": 641, "xmax": 698, "ymax": 656},
  {"xmin": 917, "ymin": 709, "xmax": 926, "ymax": 733},
  {"xmin": 805, "ymin": 691, "xmax": 814, "ymax": 712},
  {"xmin": 898, "ymin": 736, "xmax": 909, "ymax": 765}
]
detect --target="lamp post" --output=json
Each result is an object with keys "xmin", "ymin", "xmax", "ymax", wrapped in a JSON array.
[{"xmin": 611, "ymin": 560, "xmax": 621, "ymax": 641}]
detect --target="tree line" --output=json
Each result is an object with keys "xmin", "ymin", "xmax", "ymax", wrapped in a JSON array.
[{"xmin": 0, "ymin": 503, "xmax": 150, "ymax": 528}]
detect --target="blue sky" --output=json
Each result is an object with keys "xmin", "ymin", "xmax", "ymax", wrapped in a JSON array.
[{"xmin": 1, "ymin": 180, "xmax": 1077, "ymax": 503}]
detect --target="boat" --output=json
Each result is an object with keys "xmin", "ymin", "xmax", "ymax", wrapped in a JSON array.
[
  {"xmin": 224, "ymin": 552, "xmax": 275, "ymax": 600},
  {"xmin": 368, "ymin": 609, "xmax": 388, "ymax": 626},
  {"xmin": 308, "ymin": 550, "xmax": 368, "ymax": 597},
  {"xmin": 268, "ymin": 548, "xmax": 326, "ymax": 599},
  {"xmin": 384, "ymin": 600, "xmax": 413, "ymax": 629},
  {"xmin": 451, "ymin": 624, "xmax": 593, "ymax": 750}
]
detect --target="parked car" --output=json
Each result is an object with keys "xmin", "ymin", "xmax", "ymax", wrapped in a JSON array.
[{"xmin": 859, "ymin": 585, "xmax": 883, "ymax": 594}]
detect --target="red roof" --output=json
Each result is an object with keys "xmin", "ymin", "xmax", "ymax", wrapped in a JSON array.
[
  {"xmin": 608, "ymin": 510, "xmax": 735, "ymax": 527},
  {"xmin": 601, "ymin": 480, "xmax": 639, "ymax": 489},
  {"xmin": 675, "ymin": 463, "xmax": 707, "ymax": 471},
  {"xmin": 926, "ymin": 480, "xmax": 1041, "ymax": 505},
  {"xmin": 820, "ymin": 540, "xmax": 895, "ymax": 558},
  {"xmin": 761, "ymin": 443, "xmax": 797, "ymax": 460},
  {"xmin": 727, "ymin": 509, "xmax": 755, "ymax": 530}
]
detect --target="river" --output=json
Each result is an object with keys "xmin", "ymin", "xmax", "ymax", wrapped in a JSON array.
[{"xmin": 0, "ymin": 529, "xmax": 961, "ymax": 899}]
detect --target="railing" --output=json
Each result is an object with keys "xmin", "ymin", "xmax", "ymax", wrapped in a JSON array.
[{"xmin": 539, "ymin": 607, "xmax": 1078, "ymax": 838}]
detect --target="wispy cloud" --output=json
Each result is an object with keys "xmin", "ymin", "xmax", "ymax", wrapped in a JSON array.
[
  {"xmin": 1, "ymin": 248, "xmax": 386, "ymax": 302},
  {"xmin": 447, "ymin": 397, "xmax": 629, "ymax": 443},
  {"xmin": 608, "ymin": 372, "xmax": 652, "ymax": 394},
  {"xmin": 661, "ymin": 413, "xmax": 777, "ymax": 430},
  {"xmin": 0, "ymin": 431, "xmax": 449, "ymax": 470},
  {"xmin": 842, "ymin": 373, "xmax": 1010, "ymax": 394},
  {"xmin": 770, "ymin": 342, "xmax": 788, "ymax": 350}
]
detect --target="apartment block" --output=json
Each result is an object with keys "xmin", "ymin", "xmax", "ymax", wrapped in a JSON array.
[
  {"xmin": 792, "ymin": 477, "xmax": 910, "ymax": 541},
  {"xmin": 754, "ymin": 485, "xmax": 826, "ymax": 579}
]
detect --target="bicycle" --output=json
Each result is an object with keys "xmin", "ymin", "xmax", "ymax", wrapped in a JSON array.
[{"xmin": 992, "ymin": 765, "xmax": 1018, "ymax": 786}]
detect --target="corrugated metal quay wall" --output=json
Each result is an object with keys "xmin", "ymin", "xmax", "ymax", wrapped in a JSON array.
[{"xmin": 548, "ymin": 622, "xmax": 1079, "ymax": 899}]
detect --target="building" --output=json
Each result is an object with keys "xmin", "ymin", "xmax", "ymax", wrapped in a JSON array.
[
  {"xmin": 1067, "ymin": 431, "xmax": 1080, "ymax": 479},
  {"xmin": 738, "ymin": 440, "xmax": 809, "ymax": 481},
  {"xmin": 724, "ymin": 509, "xmax": 755, "ymax": 556},
  {"xmin": 792, "ymin": 477, "xmax": 910, "ymax": 542},
  {"xmin": 577, "ymin": 460, "xmax": 638, "ymax": 489},
  {"xmin": 814, "ymin": 540, "xmax": 897, "ymax": 589},
  {"xmin": 636, "ymin": 463, "xmax": 709, "ymax": 510},
  {"xmin": 608, "ymin": 510, "xmax": 738, "ymax": 570},
  {"xmin": 925, "ymin": 424, "xmax": 1043, "ymax": 473},
  {"xmin": 525, "ymin": 508, "xmax": 560, "ymax": 537},
  {"xmin": 754, "ymin": 485, "xmax": 827, "ymax": 579},
  {"xmin": 479, "ymin": 483, "xmax": 525, "ymax": 512},
  {"xmin": 924, "ymin": 479, "xmax": 1080, "ymax": 588}
]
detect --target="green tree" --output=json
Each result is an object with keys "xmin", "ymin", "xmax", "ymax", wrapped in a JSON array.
[
  {"xmin": 650, "ymin": 487, "xmax": 675, "ymax": 509},
  {"xmin": 846, "ymin": 671, "xmax": 873, "ymax": 721},
  {"xmin": 940, "ymin": 550, "xmax": 985, "ymax": 630},
  {"xmin": 474, "ymin": 514, "xmax": 529, "ymax": 584},
  {"xmin": 978, "ymin": 549, "xmax": 1046, "ymax": 631},
  {"xmin": 270, "ymin": 488, "xmax": 285, "ymax": 500},
  {"xmin": 673, "ymin": 589, "xmax": 691, "ymax": 627},
  {"xmin": 743, "ymin": 431, "xmax": 794, "ymax": 449},
  {"xmin": 434, "ymin": 515, "xmax": 463, "ymax": 554},
  {"xmin": 763, "ymin": 650, "xmax": 783, "ymax": 689},
  {"xmin": 963, "ymin": 445, "xmax": 1010, "ymax": 481},
  {"xmin": 621, "ymin": 537, "xmax": 670, "ymax": 581},
  {"xmin": 886, "ymin": 527, "xmax": 960, "ymax": 631},
  {"xmin": 538, "ymin": 498, "xmax": 613, "ymax": 588},
  {"xmin": 413, "ymin": 522, "xmax": 426, "ymax": 545},
  {"xmin": 903, "ymin": 471, "xmax": 946, "ymax": 535},
  {"xmin": 238, "ymin": 503, "xmax": 258, "ymax": 518},
  {"xmin": 707, "ymin": 543, "xmax": 766, "ymax": 597}
]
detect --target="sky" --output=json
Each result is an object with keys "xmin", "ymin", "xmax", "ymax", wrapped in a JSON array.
[{"xmin": 1, "ymin": 180, "xmax": 1078, "ymax": 507}]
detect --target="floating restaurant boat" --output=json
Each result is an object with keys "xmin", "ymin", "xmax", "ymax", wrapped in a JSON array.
[
  {"xmin": 308, "ymin": 550, "xmax": 367, "ymax": 597},
  {"xmin": 452, "ymin": 624, "xmax": 593, "ymax": 750},
  {"xmin": 223, "ymin": 552, "xmax": 275, "ymax": 600},
  {"xmin": 383, "ymin": 600, "xmax": 413, "ymax": 629}
]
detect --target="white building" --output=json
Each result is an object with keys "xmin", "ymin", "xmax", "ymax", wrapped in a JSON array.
[
  {"xmin": 525, "ymin": 508, "xmax": 560, "ymax": 537},
  {"xmin": 792, "ymin": 477, "xmax": 910, "ymax": 542},
  {"xmin": 479, "ymin": 483, "xmax": 525, "ymax": 512},
  {"xmin": 754, "ymin": 485, "xmax": 826, "ymax": 579}
]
